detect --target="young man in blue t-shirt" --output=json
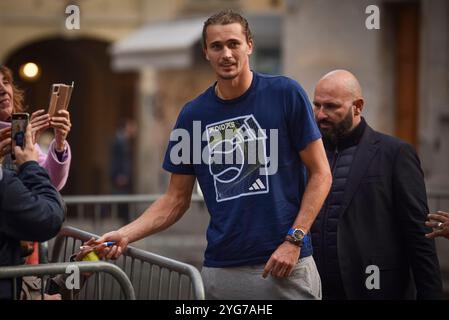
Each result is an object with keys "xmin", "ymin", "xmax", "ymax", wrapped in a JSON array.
[{"xmin": 98, "ymin": 10, "xmax": 332, "ymax": 299}]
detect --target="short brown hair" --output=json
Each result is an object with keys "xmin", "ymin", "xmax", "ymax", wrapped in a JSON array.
[
  {"xmin": 202, "ymin": 10, "xmax": 253, "ymax": 48},
  {"xmin": 0, "ymin": 65, "xmax": 25, "ymax": 113}
]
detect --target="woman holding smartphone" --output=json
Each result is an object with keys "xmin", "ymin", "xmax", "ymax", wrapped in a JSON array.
[{"xmin": 0, "ymin": 65, "xmax": 71, "ymax": 190}]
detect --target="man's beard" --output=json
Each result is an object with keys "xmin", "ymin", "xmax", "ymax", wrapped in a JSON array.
[{"xmin": 317, "ymin": 109, "xmax": 354, "ymax": 144}]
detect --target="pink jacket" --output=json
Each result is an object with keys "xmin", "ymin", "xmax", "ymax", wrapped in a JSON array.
[
  {"xmin": 35, "ymin": 140, "xmax": 71, "ymax": 191},
  {"xmin": 0, "ymin": 121, "xmax": 71, "ymax": 190}
]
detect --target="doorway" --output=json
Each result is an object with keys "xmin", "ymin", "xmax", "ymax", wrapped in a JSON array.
[{"xmin": 5, "ymin": 38, "xmax": 138, "ymax": 194}]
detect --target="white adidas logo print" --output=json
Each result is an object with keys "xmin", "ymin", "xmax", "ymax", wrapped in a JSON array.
[{"xmin": 249, "ymin": 178, "xmax": 266, "ymax": 191}]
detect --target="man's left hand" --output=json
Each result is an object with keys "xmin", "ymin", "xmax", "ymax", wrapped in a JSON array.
[{"xmin": 262, "ymin": 241, "xmax": 300, "ymax": 278}]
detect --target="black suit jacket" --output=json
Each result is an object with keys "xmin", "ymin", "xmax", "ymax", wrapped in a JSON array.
[{"xmin": 321, "ymin": 124, "xmax": 442, "ymax": 299}]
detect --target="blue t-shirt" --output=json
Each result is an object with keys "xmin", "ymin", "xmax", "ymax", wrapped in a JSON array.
[{"xmin": 163, "ymin": 72, "xmax": 321, "ymax": 267}]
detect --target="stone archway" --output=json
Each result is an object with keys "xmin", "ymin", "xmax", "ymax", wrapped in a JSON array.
[{"xmin": 5, "ymin": 37, "xmax": 138, "ymax": 194}]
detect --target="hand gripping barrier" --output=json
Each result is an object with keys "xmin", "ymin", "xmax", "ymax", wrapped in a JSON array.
[{"xmin": 50, "ymin": 226, "xmax": 205, "ymax": 300}]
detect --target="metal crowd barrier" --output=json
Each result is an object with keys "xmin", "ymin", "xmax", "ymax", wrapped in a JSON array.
[
  {"xmin": 0, "ymin": 261, "xmax": 135, "ymax": 300},
  {"xmin": 62, "ymin": 194, "xmax": 205, "ymax": 226},
  {"xmin": 50, "ymin": 226, "xmax": 205, "ymax": 300}
]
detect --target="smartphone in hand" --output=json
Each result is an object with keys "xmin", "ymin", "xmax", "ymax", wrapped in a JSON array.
[
  {"xmin": 48, "ymin": 82, "xmax": 74, "ymax": 117},
  {"xmin": 11, "ymin": 113, "xmax": 29, "ymax": 160}
]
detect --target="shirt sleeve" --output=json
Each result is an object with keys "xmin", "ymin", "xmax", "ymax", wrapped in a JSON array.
[
  {"xmin": 393, "ymin": 142, "xmax": 442, "ymax": 299},
  {"xmin": 0, "ymin": 162, "xmax": 65, "ymax": 242},
  {"xmin": 54, "ymin": 148, "xmax": 69, "ymax": 162},
  {"xmin": 162, "ymin": 105, "xmax": 195, "ymax": 175},
  {"xmin": 284, "ymin": 79, "xmax": 321, "ymax": 152},
  {"xmin": 37, "ymin": 140, "xmax": 71, "ymax": 191}
]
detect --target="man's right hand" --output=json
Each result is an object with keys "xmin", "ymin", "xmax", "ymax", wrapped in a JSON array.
[
  {"xmin": 95, "ymin": 230, "xmax": 129, "ymax": 260},
  {"xmin": 94, "ymin": 174, "xmax": 195, "ymax": 260},
  {"xmin": 426, "ymin": 211, "xmax": 449, "ymax": 239},
  {"xmin": 13, "ymin": 124, "xmax": 38, "ymax": 165}
]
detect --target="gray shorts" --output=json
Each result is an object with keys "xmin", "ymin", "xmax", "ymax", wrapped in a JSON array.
[{"xmin": 201, "ymin": 255, "xmax": 321, "ymax": 300}]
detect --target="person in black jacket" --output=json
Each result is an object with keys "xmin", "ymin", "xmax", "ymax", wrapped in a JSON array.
[
  {"xmin": 0, "ymin": 124, "xmax": 65, "ymax": 299},
  {"xmin": 310, "ymin": 69, "xmax": 442, "ymax": 299}
]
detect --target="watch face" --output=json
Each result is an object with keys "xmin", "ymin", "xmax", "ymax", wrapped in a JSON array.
[{"xmin": 293, "ymin": 229, "xmax": 305, "ymax": 241}]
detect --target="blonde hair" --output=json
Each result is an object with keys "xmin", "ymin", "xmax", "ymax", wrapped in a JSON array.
[{"xmin": 202, "ymin": 10, "xmax": 253, "ymax": 48}]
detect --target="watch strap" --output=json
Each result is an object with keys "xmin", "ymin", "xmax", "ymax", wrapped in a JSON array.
[{"xmin": 285, "ymin": 235, "xmax": 303, "ymax": 247}]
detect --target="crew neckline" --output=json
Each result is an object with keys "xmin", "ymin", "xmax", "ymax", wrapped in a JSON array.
[{"xmin": 212, "ymin": 71, "xmax": 257, "ymax": 105}]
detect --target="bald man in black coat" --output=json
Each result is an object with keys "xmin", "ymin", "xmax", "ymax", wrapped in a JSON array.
[{"xmin": 311, "ymin": 70, "xmax": 442, "ymax": 300}]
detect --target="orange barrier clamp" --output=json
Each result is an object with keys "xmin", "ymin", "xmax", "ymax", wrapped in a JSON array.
[{"xmin": 25, "ymin": 242, "xmax": 39, "ymax": 264}]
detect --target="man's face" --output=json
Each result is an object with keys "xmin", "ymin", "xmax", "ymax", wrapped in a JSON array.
[
  {"xmin": 204, "ymin": 23, "xmax": 253, "ymax": 80},
  {"xmin": 0, "ymin": 71, "xmax": 14, "ymax": 121},
  {"xmin": 313, "ymin": 82, "xmax": 354, "ymax": 142}
]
